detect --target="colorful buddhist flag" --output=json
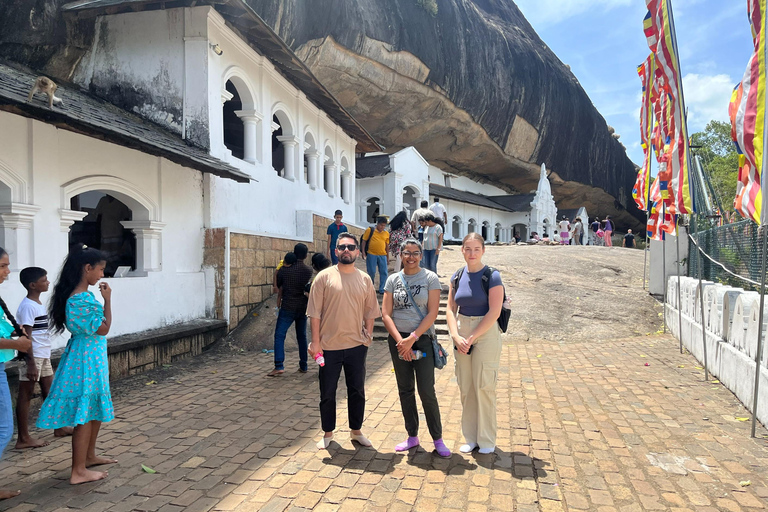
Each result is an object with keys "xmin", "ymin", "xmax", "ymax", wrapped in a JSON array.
[
  {"xmin": 731, "ymin": 0, "xmax": 767, "ymax": 225},
  {"xmin": 633, "ymin": 54, "xmax": 657, "ymax": 211},
  {"xmin": 644, "ymin": 0, "xmax": 695, "ymax": 214}
]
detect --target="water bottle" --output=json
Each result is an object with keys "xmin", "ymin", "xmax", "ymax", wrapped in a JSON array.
[
  {"xmin": 314, "ymin": 352, "xmax": 325, "ymax": 367},
  {"xmin": 398, "ymin": 350, "xmax": 427, "ymax": 360}
]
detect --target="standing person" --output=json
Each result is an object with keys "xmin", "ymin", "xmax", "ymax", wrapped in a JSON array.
[
  {"xmin": 361, "ymin": 216, "xmax": 390, "ymax": 294},
  {"xmin": 590, "ymin": 217, "xmax": 601, "ymax": 245},
  {"xmin": 446, "ymin": 233, "xmax": 503, "ymax": 455},
  {"xmin": 308, "ymin": 233, "xmax": 381, "ymax": 449},
  {"xmin": 572, "ymin": 217, "xmax": 583, "ymax": 246},
  {"xmin": 269, "ymin": 244, "xmax": 313, "ymax": 376},
  {"xmin": 15, "ymin": 267, "xmax": 72, "ymax": 450},
  {"xmin": 0, "ymin": 248, "xmax": 32, "ymax": 500},
  {"xmin": 389, "ymin": 211, "xmax": 413, "ymax": 272},
  {"xmin": 37, "ymin": 244, "xmax": 117, "ymax": 485},
  {"xmin": 326, "ymin": 210, "xmax": 348, "ymax": 265},
  {"xmin": 382, "ymin": 239, "xmax": 450, "ymax": 457},
  {"xmin": 558, "ymin": 216, "xmax": 571, "ymax": 245},
  {"xmin": 623, "ymin": 228, "xmax": 636, "ymax": 248},
  {"xmin": 603, "ymin": 215, "xmax": 614, "ymax": 247},
  {"xmin": 411, "ymin": 200, "xmax": 431, "ymax": 233},
  {"xmin": 429, "ymin": 197, "xmax": 448, "ymax": 225},
  {"xmin": 421, "ymin": 213, "xmax": 443, "ymax": 273}
]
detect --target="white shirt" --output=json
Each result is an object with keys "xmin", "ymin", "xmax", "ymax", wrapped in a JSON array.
[
  {"xmin": 16, "ymin": 297, "xmax": 51, "ymax": 359},
  {"xmin": 559, "ymin": 220, "xmax": 571, "ymax": 234},
  {"xmin": 429, "ymin": 202, "xmax": 446, "ymax": 220},
  {"xmin": 411, "ymin": 208, "xmax": 431, "ymax": 223}
]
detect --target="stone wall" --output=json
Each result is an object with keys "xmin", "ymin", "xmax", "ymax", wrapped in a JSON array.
[{"xmin": 204, "ymin": 215, "xmax": 364, "ymax": 330}]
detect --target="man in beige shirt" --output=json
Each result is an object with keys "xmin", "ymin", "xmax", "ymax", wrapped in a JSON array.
[{"xmin": 308, "ymin": 233, "xmax": 381, "ymax": 449}]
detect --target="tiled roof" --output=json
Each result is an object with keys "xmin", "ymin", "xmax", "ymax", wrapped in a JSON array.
[
  {"xmin": 355, "ymin": 155, "xmax": 392, "ymax": 179},
  {"xmin": 488, "ymin": 194, "xmax": 536, "ymax": 212},
  {"xmin": 0, "ymin": 62, "xmax": 251, "ymax": 183},
  {"xmin": 429, "ymin": 184, "xmax": 513, "ymax": 212},
  {"xmin": 61, "ymin": 0, "xmax": 382, "ymax": 152}
]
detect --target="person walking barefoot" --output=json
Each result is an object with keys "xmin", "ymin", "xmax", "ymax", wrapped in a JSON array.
[{"xmin": 37, "ymin": 244, "xmax": 117, "ymax": 485}]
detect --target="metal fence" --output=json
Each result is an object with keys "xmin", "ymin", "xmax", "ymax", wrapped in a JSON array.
[{"xmin": 688, "ymin": 217, "xmax": 763, "ymax": 291}]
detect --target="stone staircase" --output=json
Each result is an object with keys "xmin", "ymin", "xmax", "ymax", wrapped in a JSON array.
[{"xmin": 372, "ymin": 289, "xmax": 450, "ymax": 342}]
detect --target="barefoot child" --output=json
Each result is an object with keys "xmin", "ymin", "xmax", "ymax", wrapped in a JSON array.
[
  {"xmin": 0, "ymin": 247, "xmax": 33, "ymax": 499},
  {"xmin": 37, "ymin": 244, "xmax": 117, "ymax": 485},
  {"xmin": 15, "ymin": 267, "xmax": 73, "ymax": 449}
]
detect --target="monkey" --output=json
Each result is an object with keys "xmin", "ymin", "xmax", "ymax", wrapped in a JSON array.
[{"xmin": 26, "ymin": 76, "xmax": 63, "ymax": 109}]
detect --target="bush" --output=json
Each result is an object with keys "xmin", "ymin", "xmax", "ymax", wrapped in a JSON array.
[{"xmin": 417, "ymin": 0, "xmax": 438, "ymax": 16}]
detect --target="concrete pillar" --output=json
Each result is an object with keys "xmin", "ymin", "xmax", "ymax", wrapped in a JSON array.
[
  {"xmin": 235, "ymin": 110, "xmax": 262, "ymax": 165},
  {"xmin": 277, "ymin": 136, "xmax": 299, "ymax": 181},
  {"xmin": 121, "ymin": 220, "xmax": 166, "ymax": 273},
  {"xmin": 306, "ymin": 150, "xmax": 320, "ymax": 190},
  {"xmin": 0, "ymin": 203, "xmax": 40, "ymax": 270},
  {"xmin": 325, "ymin": 164, "xmax": 338, "ymax": 198}
]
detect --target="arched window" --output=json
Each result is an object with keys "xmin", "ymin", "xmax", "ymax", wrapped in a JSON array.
[
  {"xmin": 468, "ymin": 218, "xmax": 477, "ymax": 233},
  {"xmin": 481, "ymin": 221, "xmax": 490, "ymax": 241},
  {"xmin": 495, "ymin": 223, "xmax": 502, "ymax": 242},
  {"xmin": 340, "ymin": 156, "xmax": 351, "ymax": 203},
  {"xmin": 452, "ymin": 215, "xmax": 462, "ymax": 239},
  {"xmin": 402, "ymin": 186, "xmax": 418, "ymax": 215},
  {"xmin": 69, "ymin": 192, "xmax": 135, "ymax": 277},
  {"xmin": 222, "ymin": 81, "xmax": 244, "ymax": 160},
  {"xmin": 271, "ymin": 114, "xmax": 284, "ymax": 175},
  {"xmin": 271, "ymin": 110, "xmax": 297, "ymax": 180}
]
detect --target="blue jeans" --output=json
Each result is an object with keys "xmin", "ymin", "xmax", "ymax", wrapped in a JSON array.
[
  {"xmin": 330, "ymin": 252, "xmax": 339, "ymax": 265},
  {"xmin": 273, "ymin": 309, "xmax": 308, "ymax": 371},
  {"xmin": 422, "ymin": 249, "xmax": 438, "ymax": 273},
  {"xmin": 366, "ymin": 254, "xmax": 388, "ymax": 293},
  {"xmin": 0, "ymin": 364, "xmax": 12, "ymax": 458}
]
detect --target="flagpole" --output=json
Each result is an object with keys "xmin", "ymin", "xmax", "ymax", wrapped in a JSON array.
[
  {"xmin": 643, "ymin": 209, "xmax": 650, "ymax": 289},
  {"xmin": 751, "ymin": 225, "xmax": 768, "ymax": 437},
  {"xmin": 662, "ymin": 201, "xmax": 667, "ymax": 334},
  {"xmin": 675, "ymin": 215, "xmax": 683, "ymax": 353}
]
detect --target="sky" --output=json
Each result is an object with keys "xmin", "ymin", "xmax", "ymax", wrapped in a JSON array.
[{"xmin": 513, "ymin": 0, "xmax": 752, "ymax": 168}]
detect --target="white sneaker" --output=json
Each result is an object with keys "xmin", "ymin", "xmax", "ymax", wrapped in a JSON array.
[
  {"xmin": 478, "ymin": 447, "xmax": 495, "ymax": 455},
  {"xmin": 350, "ymin": 433, "xmax": 372, "ymax": 447},
  {"xmin": 459, "ymin": 443, "xmax": 477, "ymax": 453},
  {"xmin": 316, "ymin": 435, "xmax": 333, "ymax": 449}
]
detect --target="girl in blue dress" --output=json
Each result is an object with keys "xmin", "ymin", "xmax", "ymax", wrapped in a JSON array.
[
  {"xmin": 37, "ymin": 244, "xmax": 116, "ymax": 485},
  {"xmin": 0, "ymin": 247, "xmax": 32, "ymax": 499}
]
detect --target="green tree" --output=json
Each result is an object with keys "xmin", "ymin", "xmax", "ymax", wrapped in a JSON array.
[
  {"xmin": 416, "ymin": 0, "xmax": 438, "ymax": 16},
  {"xmin": 690, "ymin": 120, "xmax": 739, "ymax": 212}
]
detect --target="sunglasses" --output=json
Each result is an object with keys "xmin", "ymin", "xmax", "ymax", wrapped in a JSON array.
[
  {"xmin": 401, "ymin": 251, "xmax": 422, "ymax": 257},
  {"xmin": 337, "ymin": 244, "xmax": 358, "ymax": 251}
]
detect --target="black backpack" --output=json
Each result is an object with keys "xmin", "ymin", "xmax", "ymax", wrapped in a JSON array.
[
  {"xmin": 451, "ymin": 266, "xmax": 511, "ymax": 333},
  {"xmin": 360, "ymin": 227, "xmax": 374, "ymax": 254}
]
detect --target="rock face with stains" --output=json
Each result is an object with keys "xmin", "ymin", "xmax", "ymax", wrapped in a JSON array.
[
  {"xmin": 0, "ymin": 0, "xmax": 643, "ymax": 227},
  {"xmin": 244, "ymin": 0, "xmax": 643, "ymax": 228}
]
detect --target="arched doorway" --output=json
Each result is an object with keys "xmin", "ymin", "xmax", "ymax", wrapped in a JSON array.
[
  {"xmin": 513, "ymin": 223, "xmax": 527, "ymax": 241},
  {"xmin": 481, "ymin": 221, "xmax": 490, "ymax": 242},
  {"xmin": 468, "ymin": 218, "xmax": 477, "ymax": 234},
  {"xmin": 402, "ymin": 186, "xmax": 419, "ymax": 216},
  {"xmin": 69, "ymin": 191, "xmax": 136, "ymax": 277},
  {"xmin": 494, "ymin": 223, "xmax": 502, "ymax": 242},
  {"xmin": 366, "ymin": 197, "xmax": 380, "ymax": 224}
]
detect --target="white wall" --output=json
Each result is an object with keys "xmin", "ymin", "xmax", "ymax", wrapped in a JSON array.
[
  {"xmin": 429, "ymin": 166, "xmax": 510, "ymax": 196},
  {"xmin": 649, "ymin": 228, "xmax": 688, "ymax": 297},
  {"xmin": 0, "ymin": 112, "xmax": 207, "ymax": 349},
  {"xmin": 204, "ymin": 9, "xmax": 358, "ymax": 234}
]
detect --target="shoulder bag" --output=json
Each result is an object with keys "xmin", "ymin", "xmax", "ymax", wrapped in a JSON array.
[{"xmin": 398, "ymin": 272, "xmax": 447, "ymax": 369}]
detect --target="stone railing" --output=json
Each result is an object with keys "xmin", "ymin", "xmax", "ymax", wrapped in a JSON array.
[{"xmin": 665, "ymin": 276, "xmax": 768, "ymax": 427}]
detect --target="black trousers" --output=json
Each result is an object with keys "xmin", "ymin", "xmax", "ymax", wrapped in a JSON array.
[
  {"xmin": 319, "ymin": 344, "xmax": 368, "ymax": 432},
  {"xmin": 387, "ymin": 333, "xmax": 443, "ymax": 440}
]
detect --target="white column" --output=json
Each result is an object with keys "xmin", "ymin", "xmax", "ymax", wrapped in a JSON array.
[
  {"xmin": 235, "ymin": 110, "xmax": 262, "ymax": 165},
  {"xmin": 277, "ymin": 136, "xmax": 299, "ymax": 181},
  {"xmin": 0, "ymin": 203, "xmax": 40, "ymax": 270},
  {"xmin": 306, "ymin": 150, "xmax": 320, "ymax": 190},
  {"xmin": 334, "ymin": 165, "xmax": 340, "ymax": 198},
  {"xmin": 325, "ymin": 164, "xmax": 337, "ymax": 198},
  {"xmin": 341, "ymin": 170, "xmax": 352, "ymax": 204},
  {"xmin": 121, "ymin": 221, "xmax": 166, "ymax": 273}
]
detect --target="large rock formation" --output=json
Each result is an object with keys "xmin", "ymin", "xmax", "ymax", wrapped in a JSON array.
[{"xmin": 245, "ymin": 0, "xmax": 643, "ymax": 227}]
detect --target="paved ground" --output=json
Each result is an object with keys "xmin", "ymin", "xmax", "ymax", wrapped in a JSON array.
[{"xmin": 2, "ymin": 246, "xmax": 768, "ymax": 511}]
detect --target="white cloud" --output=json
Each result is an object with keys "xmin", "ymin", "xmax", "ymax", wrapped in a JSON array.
[
  {"xmin": 514, "ymin": 0, "xmax": 632, "ymax": 26},
  {"xmin": 681, "ymin": 73, "xmax": 735, "ymax": 132}
]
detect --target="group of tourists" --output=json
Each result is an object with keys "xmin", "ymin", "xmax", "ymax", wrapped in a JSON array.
[
  {"xmin": 0, "ymin": 244, "xmax": 117, "ymax": 495},
  {"xmin": 308, "ymin": 231, "xmax": 504, "ymax": 456},
  {"xmin": 545, "ymin": 215, "xmax": 619, "ymax": 247}
]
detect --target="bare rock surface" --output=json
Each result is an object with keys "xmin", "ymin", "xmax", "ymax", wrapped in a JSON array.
[{"xmin": 227, "ymin": 244, "xmax": 662, "ymax": 352}]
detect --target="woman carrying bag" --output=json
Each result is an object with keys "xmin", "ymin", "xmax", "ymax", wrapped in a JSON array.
[
  {"xmin": 381, "ymin": 238, "xmax": 450, "ymax": 457},
  {"xmin": 446, "ymin": 232, "xmax": 503, "ymax": 455}
]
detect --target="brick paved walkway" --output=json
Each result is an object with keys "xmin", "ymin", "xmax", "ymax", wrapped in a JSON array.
[{"xmin": 1, "ymin": 332, "xmax": 768, "ymax": 511}]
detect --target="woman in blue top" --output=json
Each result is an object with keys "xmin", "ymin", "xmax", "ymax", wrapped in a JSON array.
[
  {"xmin": 37, "ymin": 244, "xmax": 116, "ymax": 485},
  {"xmin": 446, "ymin": 233, "xmax": 503, "ymax": 455},
  {"xmin": 0, "ymin": 247, "xmax": 32, "ymax": 500}
]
